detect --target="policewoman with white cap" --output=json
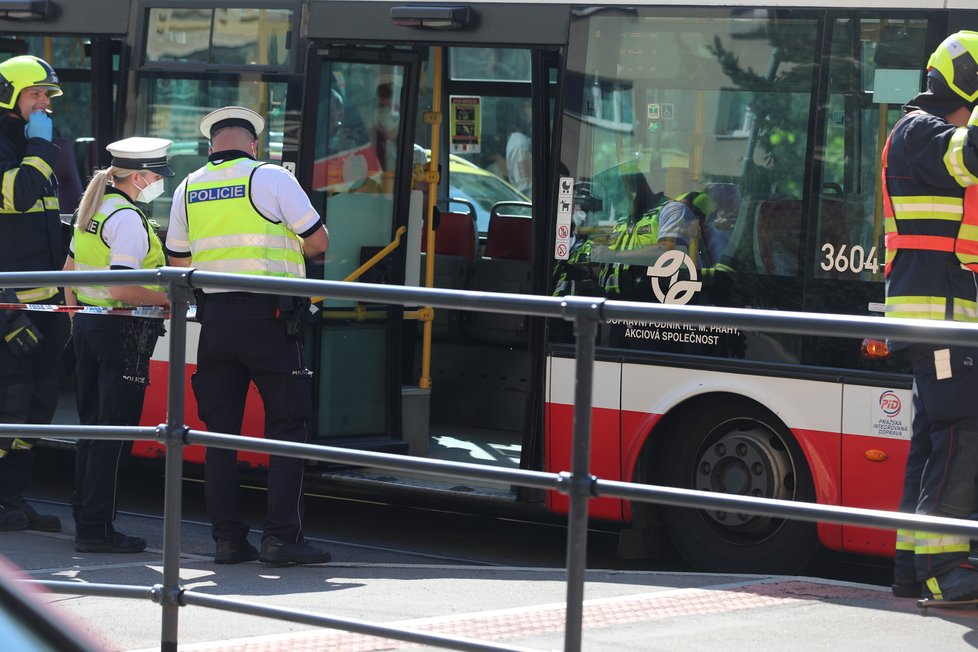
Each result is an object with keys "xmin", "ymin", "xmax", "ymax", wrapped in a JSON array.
[
  {"xmin": 165, "ymin": 106, "xmax": 330, "ymax": 565},
  {"xmin": 63, "ymin": 136, "xmax": 173, "ymax": 553}
]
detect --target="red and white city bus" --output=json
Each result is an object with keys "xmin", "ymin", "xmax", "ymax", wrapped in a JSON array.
[{"xmin": 9, "ymin": 0, "xmax": 973, "ymax": 573}]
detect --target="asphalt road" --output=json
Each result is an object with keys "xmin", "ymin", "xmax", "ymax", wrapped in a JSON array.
[{"xmin": 25, "ymin": 447, "xmax": 895, "ymax": 584}]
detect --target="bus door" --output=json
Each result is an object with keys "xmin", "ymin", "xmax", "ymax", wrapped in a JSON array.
[
  {"xmin": 301, "ymin": 43, "xmax": 556, "ymax": 482},
  {"xmin": 413, "ymin": 46, "xmax": 554, "ymax": 489},
  {"xmin": 300, "ymin": 47, "xmax": 422, "ymax": 449}
]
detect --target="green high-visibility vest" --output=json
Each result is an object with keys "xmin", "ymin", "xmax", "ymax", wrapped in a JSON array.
[
  {"xmin": 72, "ymin": 192, "xmax": 165, "ymax": 307},
  {"xmin": 598, "ymin": 197, "xmax": 668, "ymax": 295},
  {"xmin": 185, "ymin": 158, "xmax": 305, "ymax": 279}
]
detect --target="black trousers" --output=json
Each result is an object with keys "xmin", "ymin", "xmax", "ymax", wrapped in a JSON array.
[
  {"xmin": 0, "ymin": 310, "xmax": 68, "ymax": 498},
  {"xmin": 192, "ymin": 294, "xmax": 313, "ymax": 543},
  {"xmin": 71, "ymin": 314, "xmax": 160, "ymax": 539},
  {"xmin": 910, "ymin": 345, "xmax": 978, "ymax": 579}
]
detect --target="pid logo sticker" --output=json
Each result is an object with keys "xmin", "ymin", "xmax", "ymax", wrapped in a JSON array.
[
  {"xmin": 879, "ymin": 390, "xmax": 901, "ymax": 418},
  {"xmin": 646, "ymin": 251, "xmax": 703, "ymax": 304}
]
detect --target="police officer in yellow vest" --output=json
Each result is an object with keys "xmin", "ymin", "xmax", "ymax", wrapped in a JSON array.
[
  {"xmin": 165, "ymin": 106, "xmax": 330, "ymax": 565},
  {"xmin": 63, "ymin": 137, "xmax": 172, "ymax": 553},
  {"xmin": 0, "ymin": 55, "xmax": 66, "ymax": 533},
  {"xmin": 883, "ymin": 31, "xmax": 978, "ymax": 602}
]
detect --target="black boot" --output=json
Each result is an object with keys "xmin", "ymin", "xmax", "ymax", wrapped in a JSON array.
[{"xmin": 1, "ymin": 496, "xmax": 60, "ymax": 532}]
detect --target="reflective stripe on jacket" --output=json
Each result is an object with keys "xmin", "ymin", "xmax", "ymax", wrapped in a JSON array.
[
  {"xmin": 0, "ymin": 114, "xmax": 64, "ymax": 302},
  {"xmin": 184, "ymin": 158, "xmax": 305, "ymax": 279},
  {"xmin": 882, "ymin": 109, "xmax": 978, "ymax": 323},
  {"xmin": 72, "ymin": 192, "xmax": 165, "ymax": 307}
]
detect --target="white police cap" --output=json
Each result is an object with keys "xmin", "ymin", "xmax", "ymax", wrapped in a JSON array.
[
  {"xmin": 106, "ymin": 137, "xmax": 174, "ymax": 177},
  {"xmin": 199, "ymin": 106, "xmax": 265, "ymax": 140}
]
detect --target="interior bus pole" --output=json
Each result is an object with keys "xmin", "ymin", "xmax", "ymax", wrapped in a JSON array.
[
  {"xmin": 563, "ymin": 304, "xmax": 599, "ymax": 652},
  {"xmin": 160, "ymin": 279, "xmax": 190, "ymax": 652},
  {"xmin": 419, "ymin": 47, "xmax": 443, "ymax": 391}
]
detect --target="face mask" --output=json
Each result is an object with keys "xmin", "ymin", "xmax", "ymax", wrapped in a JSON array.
[
  {"xmin": 135, "ymin": 175, "xmax": 165, "ymax": 203},
  {"xmin": 572, "ymin": 208, "xmax": 587, "ymax": 228}
]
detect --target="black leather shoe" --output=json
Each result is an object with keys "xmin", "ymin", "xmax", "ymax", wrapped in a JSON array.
[
  {"xmin": 2, "ymin": 496, "xmax": 60, "ymax": 532},
  {"xmin": 0, "ymin": 506, "xmax": 27, "ymax": 531},
  {"xmin": 75, "ymin": 531, "xmax": 147, "ymax": 553},
  {"xmin": 215, "ymin": 538, "xmax": 259, "ymax": 564},
  {"xmin": 259, "ymin": 536, "xmax": 331, "ymax": 565}
]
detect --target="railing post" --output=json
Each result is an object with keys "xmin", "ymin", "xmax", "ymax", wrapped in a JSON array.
[
  {"xmin": 159, "ymin": 280, "xmax": 191, "ymax": 652},
  {"xmin": 562, "ymin": 300, "xmax": 600, "ymax": 652}
]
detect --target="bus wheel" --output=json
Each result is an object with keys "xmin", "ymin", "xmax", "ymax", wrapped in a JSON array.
[{"xmin": 655, "ymin": 398, "xmax": 819, "ymax": 574}]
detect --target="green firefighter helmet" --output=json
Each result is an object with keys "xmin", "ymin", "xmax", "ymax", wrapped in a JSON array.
[
  {"xmin": 927, "ymin": 31, "xmax": 978, "ymax": 107},
  {"xmin": 0, "ymin": 55, "xmax": 61, "ymax": 111}
]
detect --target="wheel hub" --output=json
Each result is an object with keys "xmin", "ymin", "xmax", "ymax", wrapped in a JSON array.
[{"xmin": 695, "ymin": 426, "xmax": 793, "ymax": 532}]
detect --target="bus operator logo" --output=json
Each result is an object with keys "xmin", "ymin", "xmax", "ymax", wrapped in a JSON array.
[
  {"xmin": 646, "ymin": 250, "xmax": 702, "ymax": 305},
  {"xmin": 188, "ymin": 185, "xmax": 246, "ymax": 203},
  {"xmin": 879, "ymin": 390, "xmax": 901, "ymax": 418}
]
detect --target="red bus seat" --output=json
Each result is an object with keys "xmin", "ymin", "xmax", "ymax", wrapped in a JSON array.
[
  {"xmin": 468, "ymin": 213, "xmax": 532, "ymax": 345},
  {"xmin": 754, "ymin": 198, "xmax": 801, "ymax": 276},
  {"xmin": 484, "ymin": 214, "xmax": 532, "ymax": 260},
  {"xmin": 420, "ymin": 210, "xmax": 478, "ymax": 340},
  {"xmin": 421, "ymin": 210, "xmax": 478, "ymax": 260}
]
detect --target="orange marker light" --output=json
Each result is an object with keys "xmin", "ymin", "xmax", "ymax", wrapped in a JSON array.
[
  {"xmin": 865, "ymin": 449, "xmax": 889, "ymax": 462},
  {"xmin": 861, "ymin": 338, "xmax": 890, "ymax": 359}
]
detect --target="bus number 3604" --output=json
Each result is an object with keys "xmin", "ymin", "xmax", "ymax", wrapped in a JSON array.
[{"xmin": 819, "ymin": 243, "xmax": 880, "ymax": 274}]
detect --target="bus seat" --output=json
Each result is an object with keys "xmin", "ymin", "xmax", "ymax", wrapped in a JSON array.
[
  {"xmin": 753, "ymin": 198, "xmax": 801, "ymax": 276},
  {"xmin": 54, "ymin": 137, "xmax": 83, "ymax": 216},
  {"xmin": 420, "ymin": 210, "xmax": 478, "ymax": 340},
  {"xmin": 421, "ymin": 210, "xmax": 478, "ymax": 260},
  {"xmin": 467, "ymin": 212, "xmax": 532, "ymax": 345},
  {"xmin": 484, "ymin": 214, "xmax": 532, "ymax": 261},
  {"xmin": 815, "ymin": 196, "xmax": 857, "ymax": 278}
]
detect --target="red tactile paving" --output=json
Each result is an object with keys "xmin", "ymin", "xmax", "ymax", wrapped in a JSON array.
[{"xmin": 175, "ymin": 580, "xmax": 903, "ymax": 652}]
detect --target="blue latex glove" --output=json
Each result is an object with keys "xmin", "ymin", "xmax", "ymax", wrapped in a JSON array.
[{"xmin": 24, "ymin": 110, "xmax": 52, "ymax": 142}]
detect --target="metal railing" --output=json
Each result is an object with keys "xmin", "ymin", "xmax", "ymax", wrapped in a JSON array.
[{"xmin": 5, "ymin": 266, "xmax": 978, "ymax": 652}]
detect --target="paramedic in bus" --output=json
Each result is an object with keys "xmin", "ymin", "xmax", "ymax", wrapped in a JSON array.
[
  {"xmin": 0, "ymin": 55, "xmax": 66, "ymax": 534},
  {"xmin": 62, "ymin": 137, "xmax": 171, "ymax": 553},
  {"xmin": 883, "ymin": 30, "xmax": 978, "ymax": 602},
  {"xmin": 592, "ymin": 170, "xmax": 695, "ymax": 298},
  {"xmin": 165, "ymin": 106, "xmax": 331, "ymax": 566}
]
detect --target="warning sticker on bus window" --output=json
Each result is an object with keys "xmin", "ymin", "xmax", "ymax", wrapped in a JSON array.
[
  {"xmin": 555, "ymin": 176, "xmax": 573, "ymax": 260},
  {"xmin": 449, "ymin": 95, "xmax": 481, "ymax": 154}
]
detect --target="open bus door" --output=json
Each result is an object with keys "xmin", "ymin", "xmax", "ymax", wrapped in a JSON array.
[
  {"xmin": 299, "ymin": 47, "xmax": 422, "ymax": 451},
  {"xmin": 298, "ymin": 39, "xmax": 558, "ymax": 502}
]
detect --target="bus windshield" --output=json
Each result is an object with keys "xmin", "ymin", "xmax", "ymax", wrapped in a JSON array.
[{"xmin": 555, "ymin": 10, "xmax": 930, "ymax": 370}]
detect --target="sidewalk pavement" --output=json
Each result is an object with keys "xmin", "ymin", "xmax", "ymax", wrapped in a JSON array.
[{"xmin": 3, "ymin": 501, "xmax": 978, "ymax": 651}]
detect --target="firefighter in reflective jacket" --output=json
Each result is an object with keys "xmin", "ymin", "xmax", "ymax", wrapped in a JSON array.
[
  {"xmin": 165, "ymin": 106, "xmax": 331, "ymax": 566},
  {"xmin": 883, "ymin": 31, "xmax": 978, "ymax": 602},
  {"xmin": 0, "ymin": 55, "xmax": 65, "ymax": 533},
  {"xmin": 64, "ymin": 137, "xmax": 172, "ymax": 553}
]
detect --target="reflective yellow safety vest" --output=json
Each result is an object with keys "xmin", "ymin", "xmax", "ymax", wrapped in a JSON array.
[
  {"xmin": 184, "ymin": 158, "xmax": 305, "ymax": 279},
  {"xmin": 882, "ymin": 110, "xmax": 978, "ymax": 322},
  {"xmin": 72, "ymin": 192, "xmax": 165, "ymax": 307},
  {"xmin": 597, "ymin": 195, "xmax": 669, "ymax": 295}
]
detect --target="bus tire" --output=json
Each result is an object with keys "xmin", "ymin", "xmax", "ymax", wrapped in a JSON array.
[{"xmin": 655, "ymin": 397, "xmax": 820, "ymax": 574}]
